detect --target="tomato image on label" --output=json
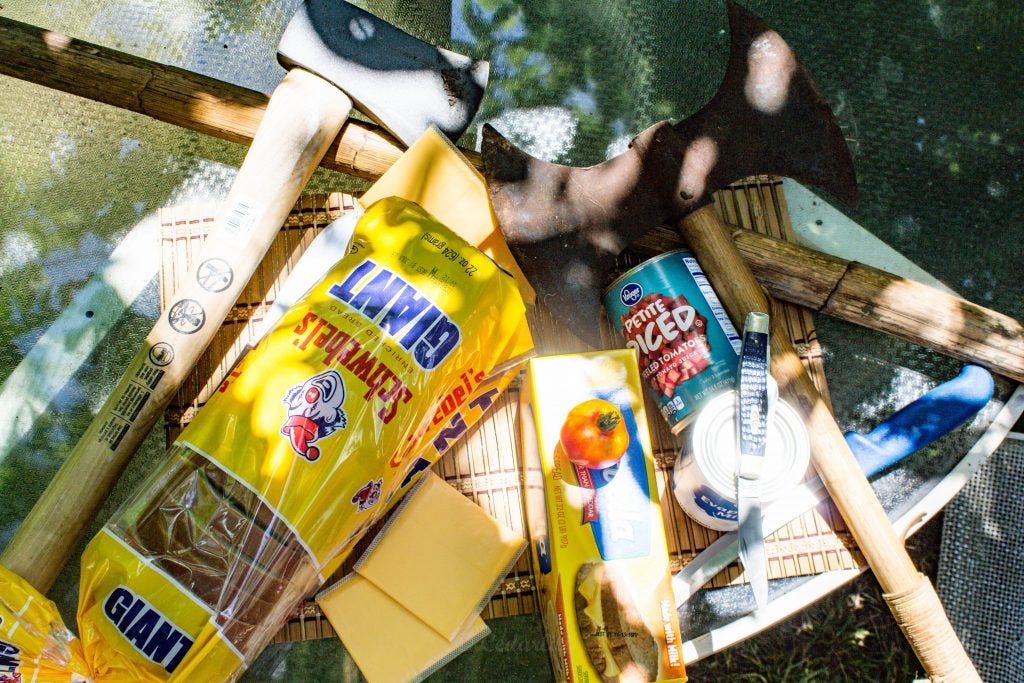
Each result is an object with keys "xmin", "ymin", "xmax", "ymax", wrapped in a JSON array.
[
  {"xmin": 559, "ymin": 399, "xmax": 630, "ymax": 470},
  {"xmin": 621, "ymin": 292, "xmax": 711, "ymax": 397}
]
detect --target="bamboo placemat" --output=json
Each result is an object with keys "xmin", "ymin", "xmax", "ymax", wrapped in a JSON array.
[{"xmin": 158, "ymin": 179, "xmax": 862, "ymax": 643}]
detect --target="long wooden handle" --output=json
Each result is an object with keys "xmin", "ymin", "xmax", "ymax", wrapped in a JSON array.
[
  {"xmin": 633, "ymin": 224, "xmax": 1024, "ymax": 383},
  {"xmin": 732, "ymin": 229, "xmax": 1024, "ymax": 382},
  {"xmin": 0, "ymin": 68, "xmax": 353, "ymax": 593},
  {"xmin": 678, "ymin": 205, "xmax": 979, "ymax": 682},
  {"xmin": 4, "ymin": 17, "xmax": 1024, "ymax": 383},
  {"xmin": 0, "ymin": 15, "xmax": 407, "ymax": 182}
]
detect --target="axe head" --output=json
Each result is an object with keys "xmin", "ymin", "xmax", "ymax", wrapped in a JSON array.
[
  {"xmin": 278, "ymin": 0, "xmax": 489, "ymax": 146},
  {"xmin": 483, "ymin": 2, "xmax": 857, "ymax": 346}
]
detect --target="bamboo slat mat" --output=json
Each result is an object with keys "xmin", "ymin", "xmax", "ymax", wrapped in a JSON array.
[{"xmin": 158, "ymin": 179, "xmax": 862, "ymax": 644}]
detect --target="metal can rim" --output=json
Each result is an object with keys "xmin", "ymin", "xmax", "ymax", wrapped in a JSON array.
[
  {"xmin": 688, "ymin": 389, "xmax": 811, "ymax": 503},
  {"xmin": 602, "ymin": 249, "xmax": 694, "ymax": 301}
]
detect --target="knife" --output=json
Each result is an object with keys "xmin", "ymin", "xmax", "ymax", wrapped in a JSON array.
[
  {"xmin": 736, "ymin": 311, "xmax": 771, "ymax": 609},
  {"xmin": 673, "ymin": 363, "xmax": 994, "ymax": 608}
]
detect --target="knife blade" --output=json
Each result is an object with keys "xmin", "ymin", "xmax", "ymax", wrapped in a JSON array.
[
  {"xmin": 673, "ymin": 363, "xmax": 994, "ymax": 608},
  {"xmin": 736, "ymin": 311, "xmax": 771, "ymax": 609}
]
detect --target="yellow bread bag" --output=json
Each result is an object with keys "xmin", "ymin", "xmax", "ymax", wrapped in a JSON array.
[{"xmin": 0, "ymin": 196, "xmax": 532, "ymax": 682}]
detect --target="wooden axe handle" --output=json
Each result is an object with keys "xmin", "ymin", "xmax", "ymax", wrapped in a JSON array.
[
  {"xmin": 732, "ymin": 229, "xmax": 1024, "ymax": 383},
  {"xmin": 678, "ymin": 205, "xmax": 980, "ymax": 682},
  {"xmin": 0, "ymin": 68, "xmax": 353, "ymax": 593}
]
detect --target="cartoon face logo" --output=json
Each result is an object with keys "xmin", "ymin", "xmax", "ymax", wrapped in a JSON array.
[
  {"xmin": 0, "ymin": 672, "xmax": 22, "ymax": 683},
  {"xmin": 351, "ymin": 479, "xmax": 382, "ymax": 512},
  {"xmin": 281, "ymin": 370, "xmax": 348, "ymax": 462}
]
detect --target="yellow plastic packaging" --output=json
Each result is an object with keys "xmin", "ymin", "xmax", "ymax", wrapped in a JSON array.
[
  {"xmin": 521, "ymin": 350, "xmax": 687, "ymax": 683},
  {"xmin": 0, "ymin": 564, "xmax": 90, "ymax": 682},
  {"xmin": 2, "ymin": 196, "xmax": 532, "ymax": 682}
]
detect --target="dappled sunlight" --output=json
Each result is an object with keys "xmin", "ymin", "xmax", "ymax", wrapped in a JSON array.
[
  {"xmin": 680, "ymin": 135, "xmax": 719, "ymax": 201},
  {"xmin": 41, "ymin": 30, "xmax": 72, "ymax": 52},
  {"xmin": 481, "ymin": 105, "xmax": 578, "ymax": 161},
  {"xmin": 0, "ymin": 207, "xmax": 160, "ymax": 468},
  {"xmin": 744, "ymin": 30, "xmax": 796, "ymax": 115},
  {"xmin": 0, "ymin": 0, "xmax": 1020, "ymax": 679}
]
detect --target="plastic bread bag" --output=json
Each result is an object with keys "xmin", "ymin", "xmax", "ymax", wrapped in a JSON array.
[
  {"xmin": 0, "ymin": 565, "xmax": 91, "ymax": 682},
  {"xmin": 2, "ymin": 196, "xmax": 533, "ymax": 682}
]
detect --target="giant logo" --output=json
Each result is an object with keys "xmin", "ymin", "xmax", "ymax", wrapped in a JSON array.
[
  {"xmin": 0, "ymin": 635, "xmax": 21, "ymax": 683},
  {"xmin": 328, "ymin": 259, "xmax": 461, "ymax": 370},
  {"xmin": 103, "ymin": 587, "xmax": 193, "ymax": 674}
]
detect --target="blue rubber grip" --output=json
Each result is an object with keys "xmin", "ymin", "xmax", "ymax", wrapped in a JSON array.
[{"xmin": 844, "ymin": 365, "xmax": 994, "ymax": 477}]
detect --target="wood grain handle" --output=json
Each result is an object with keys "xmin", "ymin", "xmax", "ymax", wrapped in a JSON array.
[
  {"xmin": 732, "ymin": 229, "xmax": 1024, "ymax": 382},
  {"xmin": 0, "ymin": 68, "xmax": 353, "ymax": 593},
  {"xmin": 885, "ymin": 574, "xmax": 981, "ymax": 683},
  {"xmin": 677, "ymin": 205, "xmax": 978, "ymax": 681}
]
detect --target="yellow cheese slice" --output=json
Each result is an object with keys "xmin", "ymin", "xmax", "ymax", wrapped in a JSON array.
[
  {"xmin": 354, "ymin": 473, "xmax": 526, "ymax": 641},
  {"xmin": 359, "ymin": 126, "xmax": 536, "ymax": 303},
  {"xmin": 317, "ymin": 574, "xmax": 489, "ymax": 683}
]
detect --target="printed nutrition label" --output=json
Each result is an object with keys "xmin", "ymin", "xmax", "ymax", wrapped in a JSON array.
[{"xmin": 682, "ymin": 256, "xmax": 743, "ymax": 354}]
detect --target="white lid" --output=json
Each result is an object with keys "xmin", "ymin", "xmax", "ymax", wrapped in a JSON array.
[{"xmin": 689, "ymin": 389, "xmax": 810, "ymax": 503}]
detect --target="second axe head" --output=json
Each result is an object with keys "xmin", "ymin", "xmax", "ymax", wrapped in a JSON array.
[
  {"xmin": 278, "ymin": 0, "xmax": 489, "ymax": 145},
  {"xmin": 481, "ymin": 2, "xmax": 857, "ymax": 344}
]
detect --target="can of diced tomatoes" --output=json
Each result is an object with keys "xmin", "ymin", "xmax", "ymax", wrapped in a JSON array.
[{"xmin": 603, "ymin": 249, "xmax": 741, "ymax": 433}]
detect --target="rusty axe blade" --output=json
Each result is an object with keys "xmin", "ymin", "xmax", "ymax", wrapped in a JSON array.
[{"xmin": 482, "ymin": 1, "xmax": 856, "ymax": 346}]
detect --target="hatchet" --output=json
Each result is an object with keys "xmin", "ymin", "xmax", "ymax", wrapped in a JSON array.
[
  {"xmin": 482, "ymin": 3, "xmax": 979, "ymax": 679},
  {"xmin": 0, "ymin": 0, "xmax": 488, "ymax": 594}
]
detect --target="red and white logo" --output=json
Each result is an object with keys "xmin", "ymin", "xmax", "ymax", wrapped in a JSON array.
[
  {"xmin": 351, "ymin": 479, "xmax": 382, "ymax": 511},
  {"xmin": 280, "ymin": 370, "xmax": 348, "ymax": 462}
]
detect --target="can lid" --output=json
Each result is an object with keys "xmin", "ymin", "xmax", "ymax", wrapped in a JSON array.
[{"xmin": 689, "ymin": 389, "xmax": 810, "ymax": 503}]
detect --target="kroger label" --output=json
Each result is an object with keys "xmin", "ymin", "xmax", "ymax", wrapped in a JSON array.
[{"xmin": 603, "ymin": 250, "xmax": 740, "ymax": 434}]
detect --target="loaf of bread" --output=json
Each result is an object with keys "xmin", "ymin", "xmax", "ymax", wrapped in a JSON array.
[
  {"xmin": 116, "ymin": 447, "xmax": 318, "ymax": 653},
  {"xmin": 62, "ymin": 198, "xmax": 533, "ymax": 681}
]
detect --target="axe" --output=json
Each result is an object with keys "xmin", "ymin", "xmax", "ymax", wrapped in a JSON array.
[
  {"xmin": 482, "ymin": 3, "xmax": 979, "ymax": 680},
  {"xmin": 3, "ymin": 16, "xmax": 1022, "ymax": 378},
  {"xmin": 0, "ymin": 0, "xmax": 488, "ymax": 593}
]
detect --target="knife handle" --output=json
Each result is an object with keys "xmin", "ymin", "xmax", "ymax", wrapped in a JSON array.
[
  {"xmin": 846, "ymin": 365, "xmax": 993, "ymax": 477},
  {"xmin": 737, "ymin": 312, "xmax": 770, "ymax": 471}
]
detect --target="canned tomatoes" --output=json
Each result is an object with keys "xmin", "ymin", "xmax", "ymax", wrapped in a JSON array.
[{"xmin": 603, "ymin": 250, "xmax": 741, "ymax": 433}]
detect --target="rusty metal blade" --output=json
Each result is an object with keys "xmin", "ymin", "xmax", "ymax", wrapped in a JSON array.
[
  {"xmin": 482, "ymin": 121, "xmax": 692, "ymax": 344},
  {"xmin": 672, "ymin": 1, "xmax": 858, "ymax": 208},
  {"xmin": 482, "ymin": 1, "xmax": 858, "ymax": 346}
]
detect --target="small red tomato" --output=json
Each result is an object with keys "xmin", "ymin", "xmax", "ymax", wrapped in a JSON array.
[{"xmin": 559, "ymin": 399, "xmax": 630, "ymax": 469}]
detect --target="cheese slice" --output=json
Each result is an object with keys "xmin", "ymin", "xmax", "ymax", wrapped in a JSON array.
[
  {"xmin": 317, "ymin": 574, "xmax": 489, "ymax": 683},
  {"xmin": 358, "ymin": 126, "xmax": 536, "ymax": 303},
  {"xmin": 354, "ymin": 473, "xmax": 526, "ymax": 641}
]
